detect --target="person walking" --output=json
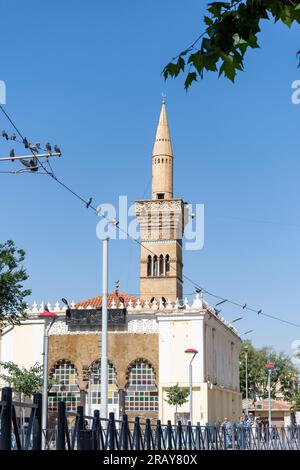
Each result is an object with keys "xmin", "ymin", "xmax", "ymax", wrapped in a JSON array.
[
  {"xmin": 221, "ymin": 417, "xmax": 233, "ymax": 449},
  {"xmin": 255, "ymin": 415, "xmax": 263, "ymax": 442},
  {"xmin": 236, "ymin": 416, "xmax": 245, "ymax": 449}
]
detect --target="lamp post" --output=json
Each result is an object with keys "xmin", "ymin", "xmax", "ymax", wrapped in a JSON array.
[
  {"xmin": 265, "ymin": 363, "xmax": 275, "ymax": 427},
  {"xmin": 184, "ymin": 348, "xmax": 198, "ymax": 424},
  {"xmin": 100, "ymin": 237, "xmax": 109, "ymax": 420},
  {"xmin": 38, "ymin": 310, "xmax": 57, "ymax": 450},
  {"xmin": 244, "ymin": 345, "xmax": 249, "ymax": 416}
]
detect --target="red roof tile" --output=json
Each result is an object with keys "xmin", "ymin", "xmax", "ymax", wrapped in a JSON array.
[
  {"xmin": 75, "ymin": 291, "xmax": 139, "ymax": 309},
  {"xmin": 249, "ymin": 400, "xmax": 292, "ymax": 411}
]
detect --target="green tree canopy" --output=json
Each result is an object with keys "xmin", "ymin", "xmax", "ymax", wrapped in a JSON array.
[
  {"xmin": 164, "ymin": 383, "xmax": 189, "ymax": 413},
  {"xmin": 0, "ymin": 240, "xmax": 31, "ymax": 329},
  {"xmin": 240, "ymin": 340, "xmax": 298, "ymax": 402},
  {"xmin": 164, "ymin": 1, "xmax": 300, "ymax": 89},
  {"xmin": 0, "ymin": 362, "xmax": 43, "ymax": 398}
]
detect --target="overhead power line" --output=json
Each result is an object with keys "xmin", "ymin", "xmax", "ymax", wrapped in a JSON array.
[{"xmin": 1, "ymin": 104, "xmax": 300, "ymax": 330}]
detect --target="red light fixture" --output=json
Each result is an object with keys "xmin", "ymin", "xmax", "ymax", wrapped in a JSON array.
[
  {"xmin": 184, "ymin": 348, "xmax": 198, "ymax": 354},
  {"xmin": 265, "ymin": 363, "xmax": 275, "ymax": 370},
  {"xmin": 38, "ymin": 311, "xmax": 57, "ymax": 319}
]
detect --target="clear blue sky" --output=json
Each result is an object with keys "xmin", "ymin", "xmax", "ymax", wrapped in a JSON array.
[{"xmin": 0, "ymin": 0, "xmax": 299, "ymax": 356}]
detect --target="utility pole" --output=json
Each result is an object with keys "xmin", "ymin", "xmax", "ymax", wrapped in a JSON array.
[
  {"xmin": 38, "ymin": 310, "xmax": 57, "ymax": 450},
  {"xmin": 245, "ymin": 345, "xmax": 249, "ymax": 416},
  {"xmin": 184, "ymin": 348, "xmax": 198, "ymax": 425},
  {"xmin": 265, "ymin": 363, "xmax": 275, "ymax": 428},
  {"xmin": 100, "ymin": 238, "xmax": 109, "ymax": 420}
]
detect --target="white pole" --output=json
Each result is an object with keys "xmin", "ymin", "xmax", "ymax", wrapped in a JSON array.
[
  {"xmin": 189, "ymin": 361, "xmax": 193, "ymax": 424},
  {"xmin": 268, "ymin": 370, "xmax": 272, "ymax": 427},
  {"xmin": 41, "ymin": 318, "xmax": 56, "ymax": 450},
  {"xmin": 0, "ymin": 152, "xmax": 61, "ymax": 161},
  {"xmin": 41, "ymin": 321, "xmax": 49, "ymax": 450},
  {"xmin": 245, "ymin": 350, "xmax": 248, "ymax": 416},
  {"xmin": 100, "ymin": 238, "xmax": 109, "ymax": 420}
]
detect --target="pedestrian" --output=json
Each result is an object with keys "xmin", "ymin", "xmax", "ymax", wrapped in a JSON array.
[
  {"xmin": 255, "ymin": 414, "xmax": 263, "ymax": 440},
  {"xmin": 236, "ymin": 416, "xmax": 245, "ymax": 449},
  {"xmin": 221, "ymin": 417, "xmax": 232, "ymax": 448},
  {"xmin": 263, "ymin": 417, "xmax": 269, "ymax": 442}
]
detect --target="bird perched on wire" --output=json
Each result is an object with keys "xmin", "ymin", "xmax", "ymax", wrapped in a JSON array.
[
  {"xmin": 20, "ymin": 158, "xmax": 39, "ymax": 172},
  {"xmin": 54, "ymin": 145, "xmax": 61, "ymax": 156},
  {"xmin": 29, "ymin": 143, "xmax": 39, "ymax": 153},
  {"xmin": 45, "ymin": 142, "xmax": 52, "ymax": 153},
  {"xmin": 22, "ymin": 137, "xmax": 29, "ymax": 148},
  {"xmin": 9, "ymin": 149, "xmax": 15, "ymax": 162},
  {"xmin": 86, "ymin": 197, "xmax": 93, "ymax": 209},
  {"xmin": 10, "ymin": 133, "xmax": 16, "ymax": 141},
  {"xmin": 2, "ymin": 130, "xmax": 9, "ymax": 140}
]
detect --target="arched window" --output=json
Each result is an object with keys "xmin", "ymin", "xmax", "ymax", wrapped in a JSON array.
[
  {"xmin": 48, "ymin": 360, "xmax": 81, "ymax": 412},
  {"xmin": 125, "ymin": 359, "xmax": 158, "ymax": 411},
  {"xmin": 159, "ymin": 255, "xmax": 164, "ymax": 276},
  {"xmin": 153, "ymin": 255, "xmax": 158, "ymax": 277},
  {"xmin": 87, "ymin": 360, "xmax": 119, "ymax": 406},
  {"xmin": 147, "ymin": 255, "xmax": 152, "ymax": 277},
  {"xmin": 165, "ymin": 255, "xmax": 170, "ymax": 275}
]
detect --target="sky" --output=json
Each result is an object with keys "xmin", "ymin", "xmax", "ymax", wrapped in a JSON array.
[{"xmin": 0, "ymin": 0, "xmax": 299, "ymax": 357}]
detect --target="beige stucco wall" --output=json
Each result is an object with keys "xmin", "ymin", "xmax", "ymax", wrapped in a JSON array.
[
  {"xmin": 0, "ymin": 321, "xmax": 44, "ymax": 387},
  {"xmin": 158, "ymin": 310, "xmax": 242, "ymax": 424}
]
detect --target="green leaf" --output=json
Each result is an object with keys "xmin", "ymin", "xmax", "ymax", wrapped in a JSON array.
[
  {"xmin": 188, "ymin": 52, "xmax": 204, "ymax": 74},
  {"xmin": 184, "ymin": 72, "xmax": 197, "ymax": 90}
]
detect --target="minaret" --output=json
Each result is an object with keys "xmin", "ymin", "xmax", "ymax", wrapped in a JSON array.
[
  {"xmin": 135, "ymin": 98, "xmax": 187, "ymax": 303},
  {"xmin": 151, "ymin": 96, "xmax": 173, "ymax": 200}
]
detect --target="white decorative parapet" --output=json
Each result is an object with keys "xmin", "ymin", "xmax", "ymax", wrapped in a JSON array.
[{"xmin": 24, "ymin": 294, "xmax": 239, "ymax": 336}]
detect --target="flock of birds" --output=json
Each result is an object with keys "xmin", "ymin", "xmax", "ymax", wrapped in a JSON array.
[
  {"xmin": 1, "ymin": 129, "xmax": 94, "ymax": 209},
  {"xmin": 1, "ymin": 129, "xmax": 61, "ymax": 172}
]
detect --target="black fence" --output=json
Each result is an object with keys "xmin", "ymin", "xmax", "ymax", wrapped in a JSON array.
[
  {"xmin": 0, "ymin": 387, "xmax": 42, "ymax": 450},
  {"xmin": 1, "ymin": 387, "xmax": 300, "ymax": 451}
]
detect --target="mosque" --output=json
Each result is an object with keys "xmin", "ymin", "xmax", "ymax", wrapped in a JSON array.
[{"xmin": 0, "ymin": 99, "xmax": 242, "ymax": 424}]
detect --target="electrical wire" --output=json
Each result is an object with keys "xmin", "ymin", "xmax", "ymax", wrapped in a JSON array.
[{"xmin": 1, "ymin": 105, "xmax": 300, "ymax": 330}]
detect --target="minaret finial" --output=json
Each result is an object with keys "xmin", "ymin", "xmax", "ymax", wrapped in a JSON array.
[{"xmin": 162, "ymin": 92, "xmax": 166, "ymax": 104}]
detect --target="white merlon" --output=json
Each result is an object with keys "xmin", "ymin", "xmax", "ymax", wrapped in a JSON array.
[{"xmin": 22, "ymin": 295, "xmax": 239, "ymax": 336}]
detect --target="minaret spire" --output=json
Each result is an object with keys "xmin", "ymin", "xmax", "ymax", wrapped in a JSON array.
[
  {"xmin": 135, "ymin": 97, "xmax": 186, "ymax": 302},
  {"xmin": 152, "ymin": 97, "xmax": 173, "ymax": 200}
]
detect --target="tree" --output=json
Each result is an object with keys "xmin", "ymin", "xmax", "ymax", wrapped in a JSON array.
[
  {"xmin": 0, "ymin": 361, "xmax": 43, "ymax": 397},
  {"xmin": 0, "ymin": 240, "xmax": 31, "ymax": 329},
  {"xmin": 240, "ymin": 340, "xmax": 298, "ymax": 402},
  {"xmin": 164, "ymin": 383, "xmax": 189, "ymax": 415},
  {"xmin": 291, "ymin": 389, "xmax": 300, "ymax": 412},
  {"xmin": 163, "ymin": 1, "xmax": 300, "ymax": 90}
]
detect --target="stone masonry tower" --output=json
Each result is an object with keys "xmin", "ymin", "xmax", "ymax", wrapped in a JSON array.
[{"xmin": 136, "ymin": 98, "xmax": 187, "ymax": 303}]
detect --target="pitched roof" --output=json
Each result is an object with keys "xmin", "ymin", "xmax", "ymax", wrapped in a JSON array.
[
  {"xmin": 75, "ymin": 291, "xmax": 138, "ymax": 309},
  {"xmin": 249, "ymin": 400, "xmax": 292, "ymax": 411}
]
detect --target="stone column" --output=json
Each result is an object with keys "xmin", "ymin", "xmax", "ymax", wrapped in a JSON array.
[{"xmin": 119, "ymin": 389, "xmax": 126, "ymax": 416}]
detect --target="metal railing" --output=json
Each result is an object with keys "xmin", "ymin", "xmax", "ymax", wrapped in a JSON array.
[
  {"xmin": 1, "ymin": 386, "xmax": 300, "ymax": 451},
  {"xmin": 0, "ymin": 387, "xmax": 42, "ymax": 450}
]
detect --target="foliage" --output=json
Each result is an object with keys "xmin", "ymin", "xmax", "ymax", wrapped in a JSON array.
[
  {"xmin": 291, "ymin": 389, "xmax": 300, "ymax": 412},
  {"xmin": 164, "ymin": 383, "xmax": 189, "ymax": 412},
  {"xmin": 0, "ymin": 361, "xmax": 44, "ymax": 397},
  {"xmin": 163, "ymin": 1, "xmax": 300, "ymax": 89},
  {"xmin": 240, "ymin": 340, "xmax": 298, "ymax": 402},
  {"xmin": 0, "ymin": 240, "xmax": 31, "ymax": 329}
]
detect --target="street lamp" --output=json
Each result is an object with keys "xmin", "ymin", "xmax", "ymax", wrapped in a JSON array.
[
  {"xmin": 38, "ymin": 309, "xmax": 57, "ymax": 450},
  {"xmin": 244, "ymin": 345, "xmax": 249, "ymax": 416},
  {"xmin": 184, "ymin": 348, "xmax": 198, "ymax": 424},
  {"xmin": 243, "ymin": 330, "xmax": 254, "ymax": 336},
  {"xmin": 231, "ymin": 317, "xmax": 243, "ymax": 323},
  {"xmin": 100, "ymin": 237, "xmax": 109, "ymax": 421},
  {"xmin": 265, "ymin": 363, "xmax": 275, "ymax": 427}
]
